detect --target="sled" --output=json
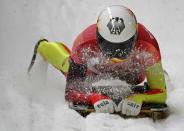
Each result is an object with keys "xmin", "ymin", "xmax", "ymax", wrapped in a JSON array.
[
  {"xmin": 69, "ymin": 83, "xmax": 169, "ymax": 122},
  {"xmin": 69, "ymin": 101, "xmax": 169, "ymax": 122}
]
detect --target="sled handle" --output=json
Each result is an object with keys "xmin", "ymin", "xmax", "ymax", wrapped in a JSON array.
[{"xmin": 131, "ymin": 82, "xmax": 150, "ymax": 93}]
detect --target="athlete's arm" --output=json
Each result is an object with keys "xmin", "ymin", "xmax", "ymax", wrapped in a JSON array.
[
  {"xmin": 65, "ymin": 58, "xmax": 111, "ymax": 105},
  {"xmin": 36, "ymin": 39, "xmax": 70, "ymax": 75},
  {"xmin": 127, "ymin": 40, "xmax": 167, "ymax": 104}
]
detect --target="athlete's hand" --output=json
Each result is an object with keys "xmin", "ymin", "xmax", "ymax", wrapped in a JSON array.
[
  {"xmin": 89, "ymin": 93, "xmax": 117, "ymax": 113},
  {"xmin": 117, "ymin": 99, "xmax": 142, "ymax": 116},
  {"xmin": 94, "ymin": 99, "xmax": 118, "ymax": 113}
]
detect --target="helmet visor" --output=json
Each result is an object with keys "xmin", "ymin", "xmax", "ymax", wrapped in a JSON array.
[{"xmin": 97, "ymin": 31, "xmax": 137, "ymax": 59}]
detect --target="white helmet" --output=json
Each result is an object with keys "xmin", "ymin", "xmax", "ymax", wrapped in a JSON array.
[{"xmin": 97, "ymin": 5, "xmax": 137, "ymax": 59}]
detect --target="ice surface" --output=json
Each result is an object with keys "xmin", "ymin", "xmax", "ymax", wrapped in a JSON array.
[{"xmin": 0, "ymin": 0, "xmax": 184, "ymax": 131}]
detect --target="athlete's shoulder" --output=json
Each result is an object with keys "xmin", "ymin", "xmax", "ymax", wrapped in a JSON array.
[
  {"xmin": 71, "ymin": 24, "xmax": 100, "ymax": 64},
  {"xmin": 137, "ymin": 23, "xmax": 156, "ymax": 42},
  {"xmin": 72, "ymin": 24, "xmax": 97, "ymax": 48},
  {"xmin": 137, "ymin": 23, "xmax": 161, "ymax": 57}
]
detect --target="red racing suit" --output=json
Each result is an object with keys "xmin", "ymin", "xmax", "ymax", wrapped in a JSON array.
[{"xmin": 65, "ymin": 23, "xmax": 167, "ymax": 106}]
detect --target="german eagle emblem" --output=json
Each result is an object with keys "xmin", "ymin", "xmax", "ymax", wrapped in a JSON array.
[{"xmin": 107, "ymin": 17, "xmax": 125, "ymax": 35}]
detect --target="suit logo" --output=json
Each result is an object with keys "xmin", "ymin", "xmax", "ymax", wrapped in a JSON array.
[{"xmin": 107, "ymin": 17, "xmax": 125, "ymax": 35}]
